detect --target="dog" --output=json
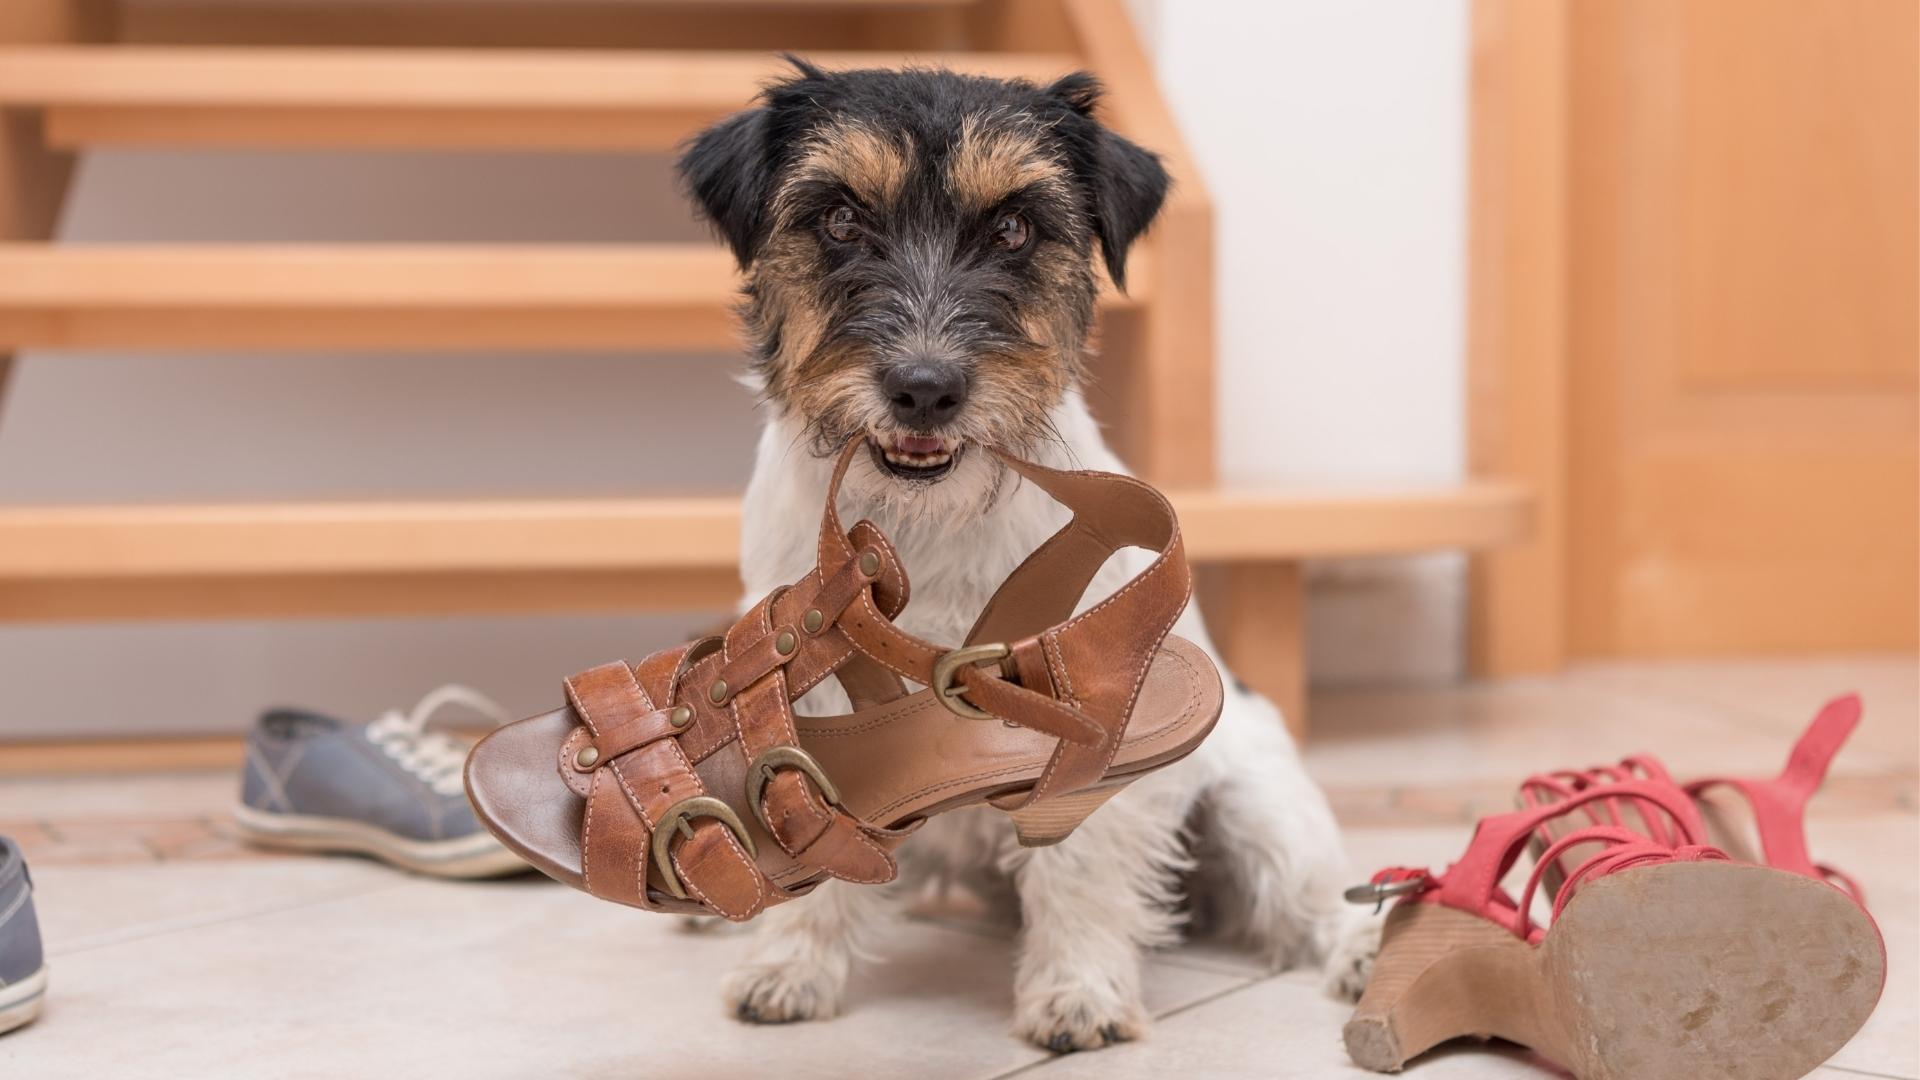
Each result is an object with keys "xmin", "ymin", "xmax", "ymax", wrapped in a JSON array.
[{"xmin": 675, "ymin": 59, "xmax": 1369, "ymax": 1052}]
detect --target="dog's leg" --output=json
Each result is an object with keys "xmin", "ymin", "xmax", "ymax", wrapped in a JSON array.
[
  {"xmin": 1006, "ymin": 771, "xmax": 1194, "ymax": 1053},
  {"xmin": 724, "ymin": 878, "xmax": 907, "ymax": 1024},
  {"xmin": 1321, "ymin": 905, "xmax": 1384, "ymax": 1001},
  {"xmin": 1196, "ymin": 689, "xmax": 1352, "ymax": 974}
]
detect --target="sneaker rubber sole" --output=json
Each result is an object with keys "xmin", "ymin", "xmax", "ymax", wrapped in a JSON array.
[
  {"xmin": 232, "ymin": 803, "xmax": 526, "ymax": 879},
  {"xmin": 0, "ymin": 964, "xmax": 47, "ymax": 1036}
]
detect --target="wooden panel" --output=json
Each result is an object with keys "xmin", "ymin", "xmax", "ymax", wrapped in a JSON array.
[
  {"xmin": 44, "ymin": 105, "xmax": 717, "ymax": 151},
  {"xmin": 0, "ymin": 47, "xmax": 1079, "ymax": 150},
  {"xmin": 0, "ymin": 569, "xmax": 744, "ymax": 621},
  {"xmin": 1564, "ymin": 0, "xmax": 1918, "ymax": 656},
  {"xmin": 1201, "ymin": 562, "xmax": 1306, "ymax": 738},
  {"xmin": 1678, "ymin": 0, "xmax": 1917, "ymax": 388},
  {"xmin": 117, "ymin": 1, "xmax": 960, "ymax": 51},
  {"xmin": 0, "ymin": 486, "xmax": 1527, "ymax": 622},
  {"xmin": 0, "ymin": 244, "xmax": 1140, "ymax": 351},
  {"xmin": 0, "ymin": 482, "xmax": 1530, "ymax": 580},
  {"xmin": 0, "ymin": 245, "xmax": 740, "ymax": 306},
  {"xmin": 0, "ymin": 735, "xmax": 245, "ymax": 775},
  {"xmin": 1465, "ymin": 0, "xmax": 1572, "ymax": 676}
]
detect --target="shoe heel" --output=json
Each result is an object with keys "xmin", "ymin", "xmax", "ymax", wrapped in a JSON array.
[
  {"xmin": 1344, "ymin": 902, "xmax": 1543, "ymax": 1073},
  {"xmin": 998, "ymin": 779, "xmax": 1131, "ymax": 847}
]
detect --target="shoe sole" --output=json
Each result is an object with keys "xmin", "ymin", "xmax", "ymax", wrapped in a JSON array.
[
  {"xmin": 0, "ymin": 964, "xmax": 47, "ymax": 1036},
  {"xmin": 1346, "ymin": 861, "xmax": 1885, "ymax": 1079},
  {"xmin": 231, "ymin": 803, "xmax": 527, "ymax": 879}
]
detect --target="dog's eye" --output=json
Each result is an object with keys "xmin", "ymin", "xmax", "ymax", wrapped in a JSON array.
[
  {"xmin": 822, "ymin": 205, "xmax": 861, "ymax": 244},
  {"xmin": 992, "ymin": 212, "xmax": 1031, "ymax": 252}
]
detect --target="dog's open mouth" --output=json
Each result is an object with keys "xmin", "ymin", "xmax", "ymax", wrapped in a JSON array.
[{"xmin": 868, "ymin": 433, "xmax": 963, "ymax": 481}]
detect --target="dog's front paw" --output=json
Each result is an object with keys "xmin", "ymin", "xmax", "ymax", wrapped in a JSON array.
[
  {"xmin": 1321, "ymin": 908, "xmax": 1383, "ymax": 1002},
  {"xmin": 724, "ymin": 960, "xmax": 846, "ymax": 1024},
  {"xmin": 1012, "ymin": 989, "xmax": 1145, "ymax": 1054}
]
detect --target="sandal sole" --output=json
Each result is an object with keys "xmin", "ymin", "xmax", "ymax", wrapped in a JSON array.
[{"xmin": 1347, "ymin": 861, "xmax": 1885, "ymax": 1079}]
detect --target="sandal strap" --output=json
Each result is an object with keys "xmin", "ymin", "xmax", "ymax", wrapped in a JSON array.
[
  {"xmin": 815, "ymin": 441, "xmax": 1192, "ymax": 807},
  {"xmin": 723, "ymin": 587, "xmax": 904, "ymax": 887},
  {"xmin": 1684, "ymin": 693, "xmax": 1863, "ymax": 900},
  {"xmin": 566, "ymin": 660, "xmax": 769, "ymax": 920},
  {"xmin": 559, "ymin": 436, "xmax": 1193, "ymax": 918},
  {"xmin": 1520, "ymin": 754, "xmax": 1684, "ymax": 844},
  {"xmin": 1426, "ymin": 780, "xmax": 1713, "ymax": 940}
]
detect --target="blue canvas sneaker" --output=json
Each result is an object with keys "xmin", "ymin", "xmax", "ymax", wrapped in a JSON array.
[
  {"xmin": 0, "ymin": 835, "xmax": 47, "ymax": 1035},
  {"xmin": 234, "ymin": 685, "xmax": 526, "ymax": 879}
]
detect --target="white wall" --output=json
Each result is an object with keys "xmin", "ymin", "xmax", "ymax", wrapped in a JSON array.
[
  {"xmin": 0, "ymin": 4, "xmax": 1470, "ymax": 738},
  {"xmin": 1137, "ymin": 1, "xmax": 1470, "ymax": 682}
]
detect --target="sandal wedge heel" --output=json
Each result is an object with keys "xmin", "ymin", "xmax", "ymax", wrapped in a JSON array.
[
  {"xmin": 465, "ymin": 437, "xmax": 1223, "ymax": 922},
  {"xmin": 1346, "ymin": 772, "xmax": 1885, "ymax": 1079},
  {"xmin": 996, "ymin": 776, "xmax": 1136, "ymax": 847}
]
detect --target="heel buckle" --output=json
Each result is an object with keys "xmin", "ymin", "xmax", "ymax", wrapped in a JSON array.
[
  {"xmin": 931, "ymin": 643, "xmax": 1012, "ymax": 720},
  {"xmin": 1344, "ymin": 872, "xmax": 1430, "ymax": 914}
]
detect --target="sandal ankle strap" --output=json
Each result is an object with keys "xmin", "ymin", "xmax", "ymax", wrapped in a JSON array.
[{"xmin": 1685, "ymin": 693, "xmax": 1865, "ymax": 901}]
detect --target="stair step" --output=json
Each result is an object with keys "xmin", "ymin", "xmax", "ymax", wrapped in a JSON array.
[
  {"xmin": 0, "ymin": 485, "xmax": 1531, "ymax": 620},
  {"xmin": 0, "ymin": 244, "xmax": 1142, "ymax": 351},
  {"xmin": 0, "ymin": 47, "xmax": 1082, "ymax": 149}
]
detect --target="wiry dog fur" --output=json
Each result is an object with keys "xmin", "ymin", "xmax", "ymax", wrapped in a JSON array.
[{"xmin": 677, "ymin": 60, "xmax": 1371, "ymax": 1052}]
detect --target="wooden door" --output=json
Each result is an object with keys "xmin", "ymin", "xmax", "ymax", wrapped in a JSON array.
[{"xmin": 1471, "ymin": 0, "xmax": 1918, "ymax": 667}]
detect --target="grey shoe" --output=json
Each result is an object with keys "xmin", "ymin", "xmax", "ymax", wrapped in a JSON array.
[
  {"xmin": 234, "ymin": 685, "xmax": 527, "ymax": 879},
  {"xmin": 0, "ymin": 836, "xmax": 47, "ymax": 1035}
]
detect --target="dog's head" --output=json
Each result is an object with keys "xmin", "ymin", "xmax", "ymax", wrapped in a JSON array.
[{"xmin": 677, "ymin": 60, "xmax": 1168, "ymax": 499}]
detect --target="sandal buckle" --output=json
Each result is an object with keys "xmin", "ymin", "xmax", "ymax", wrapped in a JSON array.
[
  {"xmin": 931, "ymin": 643, "xmax": 1011, "ymax": 720},
  {"xmin": 745, "ymin": 746, "xmax": 844, "ymax": 834},
  {"xmin": 651, "ymin": 796, "xmax": 757, "ymax": 901},
  {"xmin": 1344, "ymin": 873, "xmax": 1429, "ymax": 914}
]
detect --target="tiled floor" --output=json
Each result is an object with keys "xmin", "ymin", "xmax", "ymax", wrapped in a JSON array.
[{"xmin": 1, "ymin": 657, "xmax": 1914, "ymax": 1079}]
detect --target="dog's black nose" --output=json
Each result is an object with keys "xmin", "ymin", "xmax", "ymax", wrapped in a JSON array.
[{"xmin": 883, "ymin": 363, "xmax": 968, "ymax": 428}]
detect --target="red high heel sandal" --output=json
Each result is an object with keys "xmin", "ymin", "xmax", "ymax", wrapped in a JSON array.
[{"xmin": 1344, "ymin": 717, "xmax": 1886, "ymax": 1080}]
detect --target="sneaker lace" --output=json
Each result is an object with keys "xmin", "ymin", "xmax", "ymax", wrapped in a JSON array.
[{"xmin": 364, "ymin": 684, "xmax": 513, "ymax": 797}]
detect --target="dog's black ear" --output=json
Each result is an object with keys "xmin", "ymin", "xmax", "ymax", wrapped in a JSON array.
[
  {"xmin": 1046, "ymin": 73, "xmax": 1170, "ymax": 290},
  {"xmin": 677, "ymin": 106, "xmax": 775, "ymax": 268},
  {"xmin": 1089, "ymin": 130, "xmax": 1170, "ymax": 290}
]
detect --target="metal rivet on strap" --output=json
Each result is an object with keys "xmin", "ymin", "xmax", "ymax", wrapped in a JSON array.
[
  {"xmin": 858, "ymin": 550, "xmax": 880, "ymax": 576},
  {"xmin": 802, "ymin": 608, "xmax": 825, "ymax": 633},
  {"xmin": 708, "ymin": 679, "xmax": 729, "ymax": 705},
  {"xmin": 669, "ymin": 705, "xmax": 693, "ymax": 728},
  {"xmin": 775, "ymin": 630, "xmax": 797, "ymax": 656},
  {"xmin": 573, "ymin": 745, "xmax": 601, "ymax": 770}
]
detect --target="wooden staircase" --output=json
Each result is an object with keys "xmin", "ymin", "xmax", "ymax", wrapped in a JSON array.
[{"xmin": 0, "ymin": 0, "xmax": 1528, "ymax": 746}]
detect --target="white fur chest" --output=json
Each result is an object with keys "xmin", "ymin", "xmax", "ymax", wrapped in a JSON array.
[{"xmin": 738, "ymin": 392, "xmax": 1126, "ymax": 649}]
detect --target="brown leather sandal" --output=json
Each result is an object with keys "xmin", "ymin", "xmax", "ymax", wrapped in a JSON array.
[{"xmin": 464, "ymin": 438, "xmax": 1223, "ymax": 921}]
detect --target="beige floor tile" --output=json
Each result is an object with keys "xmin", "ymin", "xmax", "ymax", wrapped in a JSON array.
[
  {"xmin": 1564, "ymin": 655, "xmax": 1917, "ymax": 767},
  {"xmin": 0, "ymin": 770, "xmax": 234, "ymax": 821},
  {"xmin": 1806, "ymin": 815, "xmax": 1920, "ymax": 1079},
  {"xmin": 1010, "ymin": 969, "xmax": 1569, "ymax": 1079},
  {"xmin": 28, "ymin": 856, "xmax": 407, "ymax": 956},
  {"xmin": 1308, "ymin": 678, "xmax": 1793, "ymax": 792},
  {"xmin": 2, "ymin": 658, "xmax": 1911, "ymax": 1078},
  {"xmin": 0, "ymin": 870, "xmax": 1248, "ymax": 1080}
]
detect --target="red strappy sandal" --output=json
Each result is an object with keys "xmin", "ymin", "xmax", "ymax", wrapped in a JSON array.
[
  {"xmin": 463, "ymin": 437, "xmax": 1222, "ymax": 921},
  {"xmin": 1344, "ymin": 760, "xmax": 1885, "ymax": 1079}
]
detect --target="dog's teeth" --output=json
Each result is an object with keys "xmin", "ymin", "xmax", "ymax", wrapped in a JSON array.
[{"xmin": 877, "ymin": 436, "xmax": 960, "ymax": 470}]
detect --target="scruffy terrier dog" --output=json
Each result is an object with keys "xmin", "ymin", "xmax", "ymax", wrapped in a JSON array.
[{"xmin": 677, "ymin": 61, "xmax": 1365, "ymax": 1051}]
